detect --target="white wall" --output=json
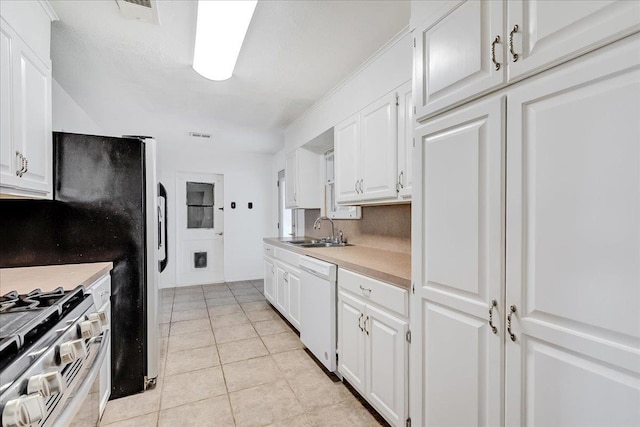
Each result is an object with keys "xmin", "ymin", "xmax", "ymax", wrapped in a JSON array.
[
  {"xmin": 51, "ymin": 79, "xmax": 105, "ymax": 135},
  {"xmin": 157, "ymin": 138, "xmax": 274, "ymax": 287},
  {"xmin": 284, "ymin": 29, "xmax": 412, "ymax": 153}
]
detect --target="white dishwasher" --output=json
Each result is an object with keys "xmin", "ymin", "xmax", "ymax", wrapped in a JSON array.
[{"xmin": 299, "ymin": 255, "xmax": 338, "ymax": 372}]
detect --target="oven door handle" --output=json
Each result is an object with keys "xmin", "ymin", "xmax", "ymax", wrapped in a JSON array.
[{"xmin": 55, "ymin": 331, "xmax": 110, "ymax": 426}]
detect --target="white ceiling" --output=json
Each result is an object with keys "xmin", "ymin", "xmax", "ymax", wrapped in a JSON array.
[{"xmin": 50, "ymin": 0, "xmax": 410, "ymax": 153}]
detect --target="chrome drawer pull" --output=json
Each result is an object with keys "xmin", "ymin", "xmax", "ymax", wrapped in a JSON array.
[{"xmin": 359, "ymin": 285, "xmax": 371, "ymax": 295}]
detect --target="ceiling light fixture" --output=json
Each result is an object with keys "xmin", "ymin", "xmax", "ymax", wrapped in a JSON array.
[{"xmin": 192, "ymin": 0, "xmax": 257, "ymax": 81}]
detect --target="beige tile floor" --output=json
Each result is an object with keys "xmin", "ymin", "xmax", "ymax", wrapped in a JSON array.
[{"xmin": 99, "ymin": 280, "xmax": 384, "ymax": 427}]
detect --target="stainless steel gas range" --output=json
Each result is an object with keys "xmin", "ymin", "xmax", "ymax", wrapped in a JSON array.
[{"xmin": 0, "ymin": 286, "xmax": 110, "ymax": 427}]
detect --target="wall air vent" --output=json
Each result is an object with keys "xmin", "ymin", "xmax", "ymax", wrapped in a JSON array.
[
  {"xmin": 189, "ymin": 132, "xmax": 212, "ymax": 139},
  {"xmin": 115, "ymin": 0, "xmax": 159, "ymax": 24}
]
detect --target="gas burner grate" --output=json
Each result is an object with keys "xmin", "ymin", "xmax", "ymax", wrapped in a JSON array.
[{"xmin": 0, "ymin": 287, "xmax": 66, "ymax": 313}]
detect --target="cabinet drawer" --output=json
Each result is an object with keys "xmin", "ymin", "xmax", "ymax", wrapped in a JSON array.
[
  {"xmin": 86, "ymin": 274, "xmax": 111, "ymax": 309},
  {"xmin": 338, "ymin": 269, "xmax": 408, "ymax": 317},
  {"xmin": 264, "ymin": 244, "xmax": 275, "ymax": 258},
  {"xmin": 275, "ymin": 247, "xmax": 300, "ymax": 267}
]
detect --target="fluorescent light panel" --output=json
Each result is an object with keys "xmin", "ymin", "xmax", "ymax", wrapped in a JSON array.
[{"xmin": 193, "ymin": 0, "xmax": 257, "ymax": 81}]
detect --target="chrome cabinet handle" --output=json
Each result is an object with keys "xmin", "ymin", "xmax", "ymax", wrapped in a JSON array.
[
  {"xmin": 358, "ymin": 179, "xmax": 363, "ymax": 194},
  {"xmin": 509, "ymin": 25, "xmax": 519, "ymax": 62},
  {"xmin": 359, "ymin": 284, "xmax": 371, "ymax": 295},
  {"xmin": 364, "ymin": 316, "xmax": 370, "ymax": 335},
  {"xmin": 22, "ymin": 156, "xmax": 28, "ymax": 174},
  {"xmin": 507, "ymin": 305, "xmax": 517, "ymax": 341},
  {"xmin": 293, "ymin": 192, "xmax": 297, "ymax": 202},
  {"xmin": 399, "ymin": 171, "xmax": 404, "ymax": 189},
  {"xmin": 354, "ymin": 181, "xmax": 358, "ymax": 194},
  {"xmin": 358, "ymin": 313, "xmax": 364, "ymax": 332},
  {"xmin": 15, "ymin": 151, "xmax": 23, "ymax": 176},
  {"xmin": 488, "ymin": 299, "xmax": 498, "ymax": 334},
  {"xmin": 491, "ymin": 35, "xmax": 501, "ymax": 70}
]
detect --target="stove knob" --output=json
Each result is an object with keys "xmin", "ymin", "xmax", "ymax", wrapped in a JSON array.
[
  {"xmin": 79, "ymin": 319, "xmax": 101, "ymax": 339},
  {"xmin": 1, "ymin": 394, "xmax": 45, "ymax": 427},
  {"xmin": 27, "ymin": 371, "xmax": 65, "ymax": 397},
  {"xmin": 88, "ymin": 311, "xmax": 108, "ymax": 326},
  {"xmin": 59, "ymin": 339, "xmax": 87, "ymax": 365}
]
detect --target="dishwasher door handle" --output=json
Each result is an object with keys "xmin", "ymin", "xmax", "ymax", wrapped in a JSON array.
[{"xmin": 300, "ymin": 266, "xmax": 331, "ymax": 281}]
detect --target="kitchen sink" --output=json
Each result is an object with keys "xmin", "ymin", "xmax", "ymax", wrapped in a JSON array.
[
  {"xmin": 285, "ymin": 240, "xmax": 351, "ymax": 248},
  {"xmin": 298, "ymin": 242, "xmax": 351, "ymax": 248}
]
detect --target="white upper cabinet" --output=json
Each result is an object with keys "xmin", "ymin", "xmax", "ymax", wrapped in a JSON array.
[
  {"xmin": 334, "ymin": 112, "xmax": 361, "ymax": 203},
  {"xmin": 507, "ymin": 0, "xmax": 640, "ymax": 81},
  {"xmin": 414, "ymin": 0, "xmax": 504, "ymax": 120},
  {"xmin": 13, "ymin": 42, "xmax": 51, "ymax": 194},
  {"xmin": 0, "ymin": 1, "xmax": 57, "ymax": 198},
  {"xmin": 335, "ymin": 87, "xmax": 410, "ymax": 205},
  {"xmin": 396, "ymin": 81, "xmax": 413, "ymax": 198},
  {"xmin": 285, "ymin": 148, "xmax": 322, "ymax": 209},
  {"xmin": 359, "ymin": 92, "xmax": 398, "ymax": 201},
  {"xmin": 414, "ymin": 0, "xmax": 640, "ymax": 121}
]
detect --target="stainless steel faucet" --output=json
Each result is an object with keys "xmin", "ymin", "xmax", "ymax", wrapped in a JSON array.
[{"xmin": 313, "ymin": 216, "xmax": 335, "ymax": 242}]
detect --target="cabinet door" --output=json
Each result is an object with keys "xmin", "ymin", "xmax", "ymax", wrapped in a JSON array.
[
  {"xmin": 287, "ymin": 270, "xmax": 301, "ymax": 330},
  {"xmin": 264, "ymin": 258, "xmax": 275, "ymax": 304},
  {"xmin": 365, "ymin": 304, "xmax": 408, "ymax": 427},
  {"xmin": 505, "ymin": 36, "xmax": 640, "ymax": 427},
  {"xmin": 284, "ymin": 151, "xmax": 297, "ymax": 208},
  {"xmin": 12, "ymin": 38, "xmax": 51, "ymax": 195},
  {"xmin": 411, "ymin": 95, "xmax": 505, "ymax": 427},
  {"xmin": 507, "ymin": 0, "xmax": 640, "ymax": 81},
  {"xmin": 0, "ymin": 21, "xmax": 19, "ymax": 189},
  {"xmin": 360, "ymin": 92, "xmax": 398, "ymax": 201},
  {"xmin": 415, "ymin": 0, "xmax": 504, "ymax": 120},
  {"xmin": 337, "ymin": 290, "xmax": 366, "ymax": 393},
  {"xmin": 275, "ymin": 264, "xmax": 289, "ymax": 315},
  {"xmin": 334, "ymin": 112, "xmax": 361, "ymax": 203},
  {"xmin": 397, "ymin": 81, "xmax": 413, "ymax": 199}
]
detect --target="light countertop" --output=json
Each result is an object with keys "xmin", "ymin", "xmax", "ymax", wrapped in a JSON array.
[
  {"xmin": 0, "ymin": 262, "xmax": 113, "ymax": 295},
  {"xmin": 264, "ymin": 237, "xmax": 410, "ymax": 289}
]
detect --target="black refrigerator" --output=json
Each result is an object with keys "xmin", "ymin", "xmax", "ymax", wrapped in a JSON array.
[{"xmin": 0, "ymin": 132, "xmax": 167, "ymax": 399}]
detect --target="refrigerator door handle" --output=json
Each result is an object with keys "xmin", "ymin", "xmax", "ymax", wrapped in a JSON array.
[{"xmin": 157, "ymin": 195, "xmax": 166, "ymax": 263}]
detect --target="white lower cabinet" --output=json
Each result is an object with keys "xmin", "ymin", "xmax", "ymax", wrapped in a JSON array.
[
  {"xmin": 411, "ymin": 35, "xmax": 640, "ymax": 427},
  {"xmin": 337, "ymin": 291, "xmax": 366, "ymax": 392},
  {"xmin": 338, "ymin": 269, "xmax": 409, "ymax": 427},
  {"xmin": 275, "ymin": 263, "xmax": 289, "ymax": 315},
  {"xmin": 287, "ymin": 271, "xmax": 301, "ymax": 330},
  {"xmin": 264, "ymin": 245, "xmax": 301, "ymax": 331},
  {"xmin": 263, "ymin": 257, "xmax": 275, "ymax": 304}
]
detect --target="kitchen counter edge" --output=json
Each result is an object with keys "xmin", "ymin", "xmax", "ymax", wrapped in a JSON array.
[
  {"xmin": 0, "ymin": 262, "xmax": 114, "ymax": 295},
  {"xmin": 263, "ymin": 237, "xmax": 410, "ymax": 290}
]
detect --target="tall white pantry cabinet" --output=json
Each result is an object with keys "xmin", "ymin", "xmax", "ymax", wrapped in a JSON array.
[{"xmin": 410, "ymin": 1, "xmax": 640, "ymax": 426}]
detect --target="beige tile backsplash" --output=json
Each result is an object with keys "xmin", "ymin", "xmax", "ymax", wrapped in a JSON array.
[{"xmin": 304, "ymin": 204, "xmax": 411, "ymax": 254}]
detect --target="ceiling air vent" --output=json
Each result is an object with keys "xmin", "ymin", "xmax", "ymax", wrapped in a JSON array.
[
  {"xmin": 189, "ymin": 132, "xmax": 212, "ymax": 139},
  {"xmin": 115, "ymin": 0, "xmax": 159, "ymax": 24}
]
